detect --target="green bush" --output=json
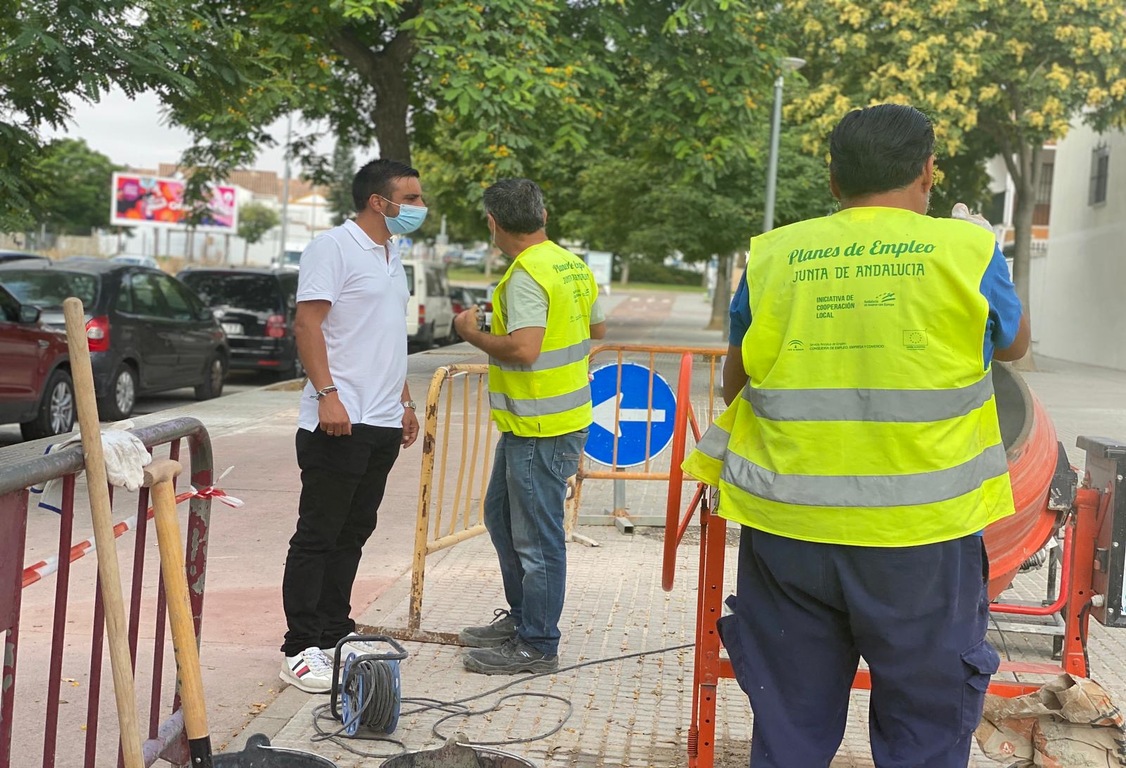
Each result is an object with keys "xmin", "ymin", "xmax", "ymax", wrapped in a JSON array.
[{"xmin": 619, "ymin": 259, "xmax": 703, "ymax": 286}]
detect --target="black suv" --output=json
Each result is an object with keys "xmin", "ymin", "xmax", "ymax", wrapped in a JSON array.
[
  {"xmin": 177, "ymin": 268, "xmax": 302, "ymax": 378},
  {"xmin": 0, "ymin": 259, "xmax": 229, "ymax": 420}
]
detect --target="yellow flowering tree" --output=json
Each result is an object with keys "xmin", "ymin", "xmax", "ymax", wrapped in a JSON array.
[{"xmin": 785, "ymin": 0, "xmax": 1126, "ymax": 312}]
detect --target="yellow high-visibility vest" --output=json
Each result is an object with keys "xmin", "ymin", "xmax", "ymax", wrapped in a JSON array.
[
  {"xmin": 489, "ymin": 241, "xmax": 597, "ymax": 437},
  {"xmin": 684, "ymin": 207, "xmax": 1016, "ymax": 546}
]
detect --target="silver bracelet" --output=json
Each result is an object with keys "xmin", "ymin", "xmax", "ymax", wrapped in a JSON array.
[{"xmin": 313, "ymin": 385, "xmax": 338, "ymax": 400}]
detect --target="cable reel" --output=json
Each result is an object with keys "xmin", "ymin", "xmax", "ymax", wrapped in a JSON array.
[{"xmin": 328, "ymin": 634, "xmax": 408, "ymax": 736}]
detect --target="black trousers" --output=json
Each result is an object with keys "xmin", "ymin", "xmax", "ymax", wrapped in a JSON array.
[
  {"xmin": 281, "ymin": 425, "xmax": 401, "ymax": 656},
  {"xmin": 718, "ymin": 527, "xmax": 998, "ymax": 768}
]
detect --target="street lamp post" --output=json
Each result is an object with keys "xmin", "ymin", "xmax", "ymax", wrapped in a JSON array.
[
  {"xmin": 278, "ymin": 113, "xmax": 293, "ymax": 263},
  {"xmin": 762, "ymin": 56, "xmax": 806, "ymax": 234}
]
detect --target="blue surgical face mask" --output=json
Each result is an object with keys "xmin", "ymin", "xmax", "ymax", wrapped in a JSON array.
[{"xmin": 379, "ymin": 195, "xmax": 428, "ymax": 235}]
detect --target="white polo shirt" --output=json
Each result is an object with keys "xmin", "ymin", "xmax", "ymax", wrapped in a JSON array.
[{"xmin": 296, "ymin": 219, "xmax": 409, "ymax": 431}]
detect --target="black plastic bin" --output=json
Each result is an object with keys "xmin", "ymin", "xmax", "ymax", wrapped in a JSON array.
[{"xmin": 211, "ymin": 734, "xmax": 338, "ymax": 767}]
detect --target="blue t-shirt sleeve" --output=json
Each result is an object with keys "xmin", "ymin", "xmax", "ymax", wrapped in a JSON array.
[
  {"xmin": 981, "ymin": 244, "xmax": 1023, "ymax": 364},
  {"xmin": 728, "ymin": 272, "xmax": 752, "ymax": 346}
]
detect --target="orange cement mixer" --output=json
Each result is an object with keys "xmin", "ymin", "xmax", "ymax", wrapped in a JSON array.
[{"xmin": 983, "ymin": 363, "xmax": 1065, "ymax": 599}]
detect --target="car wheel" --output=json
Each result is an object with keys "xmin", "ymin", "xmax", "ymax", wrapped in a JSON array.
[
  {"xmin": 99, "ymin": 362, "xmax": 137, "ymax": 421},
  {"xmin": 20, "ymin": 368, "xmax": 76, "ymax": 441},
  {"xmin": 194, "ymin": 355, "xmax": 225, "ymax": 400}
]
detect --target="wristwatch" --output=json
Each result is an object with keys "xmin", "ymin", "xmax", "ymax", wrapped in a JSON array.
[{"xmin": 402, "ymin": 400, "xmax": 416, "ymax": 410}]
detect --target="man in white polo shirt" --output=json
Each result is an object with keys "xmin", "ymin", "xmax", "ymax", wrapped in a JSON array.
[{"xmin": 278, "ymin": 159, "xmax": 423, "ymax": 693}]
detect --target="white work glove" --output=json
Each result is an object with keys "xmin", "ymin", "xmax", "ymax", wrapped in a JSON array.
[
  {"xmin": 99, "ymin": 425, "xmax": 152, "ymax": 491},
  {"xmin": 951, "ymin": 203, "xmax": 994, "ymax": 233},
  {"xmin": 30, "ymin": 421, "xmax": 152, "ymax": 513}
]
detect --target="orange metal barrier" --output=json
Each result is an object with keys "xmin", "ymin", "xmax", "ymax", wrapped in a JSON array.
[
  {"xmin": 367, "ymin": 345, "xmax": 730, "ymax": 642},
  {"xmin": 569, "ymin": 343, "xmax": 725, "ymax": 531}
]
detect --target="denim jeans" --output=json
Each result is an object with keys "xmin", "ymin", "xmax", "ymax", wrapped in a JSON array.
[
  {"xmin": 281, "ymin": 425, "xmax": 402, "ymax": 656},
  {"xmin": 483, "ymin": 427, "xmax": 588, "ymax": 656}
]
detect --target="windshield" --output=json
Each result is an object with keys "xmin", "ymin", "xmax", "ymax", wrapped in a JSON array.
[
  {"xmin": 403, "ymin": 264, "xmax": 415, "ymax": 296},
  {"xmin": 0, "ymin": 269, "xmax": 98, "ymax": 308},
  {"xmin": 180, "ymin": 273, "xmax": 281, "ymax": 310},
  {"xmin": 282, "ymin": 250, "xmax": 302, "ymax": 266}
]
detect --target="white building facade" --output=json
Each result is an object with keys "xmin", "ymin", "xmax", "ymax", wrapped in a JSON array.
[{"xmin": 1039, "ymin": 123, "xmax": 1125, "ymax": 370}]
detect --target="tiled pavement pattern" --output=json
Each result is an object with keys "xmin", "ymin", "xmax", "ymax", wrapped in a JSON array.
[{"xmin": 266, "ymin": 520, "xmax": 1121, "ymax": 767}]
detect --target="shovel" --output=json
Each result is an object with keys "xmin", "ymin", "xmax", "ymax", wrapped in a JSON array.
[{"xmin": 144, "ymin": 458, "xmax": 213, "ymax": 768}]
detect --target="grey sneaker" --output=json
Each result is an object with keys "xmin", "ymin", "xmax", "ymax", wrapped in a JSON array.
[
  {"xmin": 459, "ymin": 609, "xmax": 518, "ymax": 648},
  {"xmin": 463, "ymin": 637, "xmax": 559, "ymax": 676}
]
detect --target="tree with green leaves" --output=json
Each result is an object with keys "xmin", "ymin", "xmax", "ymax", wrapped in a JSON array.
[
  {"xmin": 420, "ymin": 2, "xmax": 793, "ymax": 256},
  {"xmin": 327, "ymin": 138, "xmax": 356, "ymax": 226},
  {"xmin": 29, "ymin": 138, "xmax": 118, "ymax": 235},
  {"xmin": 5, "ymin": 0, "xmax": 804, "ymax": 311},
  {"xmin": 0, "ymin": 0, "xmax": 279, "ymax": 230},
  {"xmin": 237, "ymin": 202, "xmax": 280, "ymax": 264},
  {"xmin": 786, "ymin": 0, "xmax": 1126, "ymax": 321}
]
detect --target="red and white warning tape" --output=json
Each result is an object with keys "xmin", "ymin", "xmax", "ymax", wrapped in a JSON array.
[{"xmin": 22, "ymin": 478, "xmax": 243, "ymax": 589}]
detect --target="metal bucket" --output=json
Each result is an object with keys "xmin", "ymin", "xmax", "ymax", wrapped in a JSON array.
[
  {"xmin": 379, "ymin": 738, "xmax": 537, "ymax": 768},
  {"xmin": 212, "ymin": 733, "xmax": 338, "ymax": 767}
]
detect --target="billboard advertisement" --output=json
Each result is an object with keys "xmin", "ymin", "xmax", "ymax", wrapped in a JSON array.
[{"xmin": 111, "ymin": 173, "xmax": 238, "ymax": 231}]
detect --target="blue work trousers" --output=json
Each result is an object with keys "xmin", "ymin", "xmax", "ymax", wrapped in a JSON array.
[
  {"xmin": 483, "ymin": 428, "xmax": 588, "ymax": 656},
  {"xmin": 718, "ymin": 527, "xmax": 999, "ymax": 768}
]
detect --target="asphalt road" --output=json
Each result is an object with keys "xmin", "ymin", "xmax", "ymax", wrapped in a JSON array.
[{"xmin": 0, "ymin": 342, "xmax": 450, "ymax": 448}]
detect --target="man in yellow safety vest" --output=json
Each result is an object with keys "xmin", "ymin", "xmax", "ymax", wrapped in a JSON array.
[
  {"xmin": 683, "ymin": 104, "xmax": 1030, "ymax": 766},
  {"xmin": 453, "ymin": 178, "xmax": 607, "ymax": 675}
]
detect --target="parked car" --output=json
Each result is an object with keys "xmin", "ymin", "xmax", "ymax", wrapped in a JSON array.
[
  {"xmin": 270, "ymin": 244, "xmax": 308, "ymax": 271},
  {"xmin": 449, "ymin": 285, "xmax": 485, "ymax": 314},
  {"xmin": 449, "ymin": 285, "xmax": 491, "ymax": 335},
  {"xmin": 402, "ymin": 259, "xmax": 456, "ymax": 347},
  {"xmin": 484, "ymin": 282, "xmax": 497, "ymax": 329},
  {"xmin": 0, "ymin": 260, "xmax": 229, "ymax": 420},
  {"xmin": 460, "ymin": 247, "xmax": 486, "ymax": 268},
  {"xmin": 0, "ymin": 250, "xmax": 49, "ymax": 265},
  {"xmin": 0, "ymin": 284, "xmax": 74, "ymax": 440},
  {"xmin": 178, "ymin": 267, "xmax": 302, "ymax": 378},
  {"xmin": 111, "ymin": 254, "xmax": 161, "ymax": 269}
]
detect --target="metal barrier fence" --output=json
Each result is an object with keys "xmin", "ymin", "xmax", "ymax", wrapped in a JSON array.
[
  {"xmin": 365, "ymin": 346, "xmax": 726, "ymax": 643},
  {"xmin": 0, "ymin": 417, "xmax": 214, "ymax": 768},
  {"xmin": 568, "ymin": 343, "xmax": 725, "ymax": 529},
  {"xmin": 379, "ymin": 364, "xmax": 495, "ymax": 644}
]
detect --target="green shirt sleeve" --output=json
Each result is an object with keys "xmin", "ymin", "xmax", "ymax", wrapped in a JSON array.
[
  {"xmin": 590, "ymin": 297, "xmax": 606, "ymax": 325},
  {"xmin": 503, "ymin": 268, "xmax": 549, "ymax": 332}
]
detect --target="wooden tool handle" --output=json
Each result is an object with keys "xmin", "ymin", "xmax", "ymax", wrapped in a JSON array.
[
  {"xmin": 62, "ymin": 298, "xmax": 146, "ymax": 768},
  {"xmin": 149, "ymin": 469, "xmax": 213, "ymax": 767}
]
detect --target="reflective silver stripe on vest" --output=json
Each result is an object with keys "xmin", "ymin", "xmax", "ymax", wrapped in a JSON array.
[
  {"xmin": 489, "ymin": 384, "xmax": 592, "ymax": 418},
  {"xmin": 721, "ymin": 442, "xmax": 1008, "ymax": 508},
  {"xmin": 743, "ymin": 375, "xmax": 995, "ymax": 423},
  {"xmin": 695, "ymin": 422, "xmax": 731, "ymax": 460},
  {"xmin": 489, "ymin": 339, "xmax": 592, "ymax": 373}
]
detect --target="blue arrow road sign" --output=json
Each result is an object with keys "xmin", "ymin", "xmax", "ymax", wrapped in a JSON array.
[{"xmin": 584, "ymin": 362, "xmax": 677, "ymax": 468}]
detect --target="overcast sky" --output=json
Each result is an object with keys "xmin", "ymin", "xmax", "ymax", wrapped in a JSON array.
[{"xmin": 45, "ymin": 87, "xmax": 343, "ymax": 178}]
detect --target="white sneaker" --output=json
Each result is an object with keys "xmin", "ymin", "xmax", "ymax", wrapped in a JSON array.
[
  {"xmin": 279, "ymin": 647, "xmax": 333, "ymax": 694},
  {"xmin": 320, "ymin": 632, "xmax": 362, "ymax": 661}
]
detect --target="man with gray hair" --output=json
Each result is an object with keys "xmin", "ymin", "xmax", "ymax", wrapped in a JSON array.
[{"xmin": 454, "ymin": 178, "xmax": 607, "ymax": 675}]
